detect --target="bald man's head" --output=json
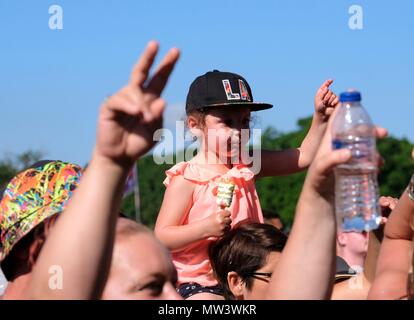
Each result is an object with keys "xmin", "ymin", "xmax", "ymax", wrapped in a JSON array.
[{"xmin": 101, "ymin": 217, "xmax": 179, "ymax": 300}]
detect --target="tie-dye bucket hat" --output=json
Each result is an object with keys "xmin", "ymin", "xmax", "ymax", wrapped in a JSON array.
[{"xmin": 0, "ymin": 160, "xmax": 83, "ymax": 262}]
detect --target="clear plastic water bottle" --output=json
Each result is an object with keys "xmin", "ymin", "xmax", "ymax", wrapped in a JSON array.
[{"xmin": 332, "ymin": 90, "xmax": 381, "ymax": 232}]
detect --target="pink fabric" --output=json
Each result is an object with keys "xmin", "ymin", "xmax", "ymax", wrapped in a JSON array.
[{"xmin": 163, "ymin": 161, "xmax": 263, "ymax": 286}]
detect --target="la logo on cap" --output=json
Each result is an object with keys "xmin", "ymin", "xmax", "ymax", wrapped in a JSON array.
[{"xmin": 222, "ymin": 79, "xmax": 251, "ymax": 101}]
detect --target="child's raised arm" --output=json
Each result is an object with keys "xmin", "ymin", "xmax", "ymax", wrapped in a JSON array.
[
  {"xmin": 28, "ymin": 41, "xmax": 180, "ymax": 299},
  {"xmin": 258, "ymin": 80, "xmax": 339, "ymax": 177},
  {"xmin": 155, "ymin": 176, "xmax": 232, "ymax": 251},
  {"xmin": 266, "ymin": 103, "xmax": 387, "ymax": 299}
]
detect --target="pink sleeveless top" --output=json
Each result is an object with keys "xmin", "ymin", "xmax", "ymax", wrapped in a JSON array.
[{"xmin": 163, "ymin": 161, "xmax": 263, "ymax": 286}]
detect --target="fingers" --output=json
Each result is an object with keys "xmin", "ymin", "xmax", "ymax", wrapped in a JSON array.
[
  {"xmin": 380, "ymin": 196, "xmax": 398, "ymax": 218},
  {"xmin": 146, "ymin": 47, "xmax": 180, "ymax": 96},
  {"xmin": 150, "ymin": 98, "xmax": 166, "ymax": 121},
  {"xmin": 380, "ymin": 196, "xmax": 399, "ymax": 210},
  {"xmin": 316, "ymin": 79, "xmax": 334, "ymax": 98},
  {"xmin": 320, "ymin": 79, "xmax": 334, "ymax": 90},
  {"xmin": 323, "ymin": 79, "xmax": 334, "ymax": 87},
  {"xmin": 322, "ymin": 89, "xmax": 338, "ymax": 105},
  {"xmin": 217, "ymin": 209, "xmax": 231, "ymax": 219},
  {"xmin": 102, "ymin": 90, "xmax": 141, "ymax": 117},
  {"xmin": 315, "ymin": 148, "xmax": 352, "ymax": 176},
  {"xmin": 323, "ymin": 90, "xmax": 333, "ymax": 104},
  {"xmin": 375, "ymin": 126, "xmax": 388, "ymax": 139},
  {"xmin": 130, "ymin": 40, "xmax": 159, "ymax": 87},
  {"xmin": 316, "ymin": 79, "xmax": 338, "ymax": 118},
  {"xmin": 217, "ymin": 210, "xmax": 232, "ymax": 225},
  {"xmin": 328, "ymin": 93, "xmax": 338, "ymax": 106},
  {"xmin": 379, "ymin": 196, "xmax": 390, "ymax": 207}
]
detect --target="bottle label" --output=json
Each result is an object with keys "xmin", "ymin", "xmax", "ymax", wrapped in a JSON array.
[{"xmin": 332, "ymin": 137, "xmax": 376, "ymax": 165}]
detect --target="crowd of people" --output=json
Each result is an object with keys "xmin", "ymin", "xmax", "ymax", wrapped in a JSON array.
[{"xmin": 0, "ymin": 40, "xmax": 413, "ymax": 300}]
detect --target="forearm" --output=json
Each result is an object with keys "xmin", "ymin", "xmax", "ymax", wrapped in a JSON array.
[
  {"xmin": 29, "ymin": 152, "xmax": 129, "ymax": 299},
  {"xmin": 155, "ymin": 219, "xmax": 210, "ymax": 252},
  {"xmin": 298, "ymin": 116, "xmax": 327, "ymax": 169},
  {"xmin": 368, "ymin": 238, "xmax": 412, "ymax": 299},
  {"xmin": 259, "ymin": 149, "xmax": 302, "ymax": 177},
  {"xmin": 267, "ymin": 191, "xmax": 336, "ymax": 299},
  {"xmin": 259, "ymin": 118, "xmax": 326, "ymax": 177},
  {"xmin": 366, "ymin": 187, "xmax": 414, "ymax": 299},
  {"xmin": 384, "ymin": 191, "xmax": 414, "ymax": 240}
]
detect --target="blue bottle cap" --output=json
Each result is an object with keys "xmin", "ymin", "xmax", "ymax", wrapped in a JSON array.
[{"xmin": 339, "ymin": 90, "xmax": 361, "ymax": 102}]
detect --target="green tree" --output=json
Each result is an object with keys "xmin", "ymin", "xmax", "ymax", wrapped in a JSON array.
[{"xmin": 121, "ymin": 156, "xmax": 171, "ymax": 228}]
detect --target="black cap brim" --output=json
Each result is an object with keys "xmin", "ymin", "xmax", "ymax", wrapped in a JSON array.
[{"xmin": 201, "ymin": 102, "xmax": 273, "ymax": 112}]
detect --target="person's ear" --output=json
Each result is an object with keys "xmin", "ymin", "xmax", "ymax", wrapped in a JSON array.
[
  {"xmin": 227, "ymin": 271, "xmax": 244, "ymax": 299},
  {"xmin": 337, "ymin": 232, "xmax": 347, "ymax": 246},
  {"xmin": 187, "ymin": 115, "xmax": 203, "ymax": 138}
]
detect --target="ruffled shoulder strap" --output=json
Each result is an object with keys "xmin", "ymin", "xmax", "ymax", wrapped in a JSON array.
[
  {"xmin": 209, "ymin": 164, "xmax": 256, "ymax": 196},
  {"xmin": 163, "ymin": 162, "xmax": 214, "ymax": 187},
  {"xmin": 221, "ymin": 164, "xmax": 255, "ymax": 182}
]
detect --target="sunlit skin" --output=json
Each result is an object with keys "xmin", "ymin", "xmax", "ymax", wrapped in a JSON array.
[{"xmin": 101, "ymin": 232, "xmax": 181, "ymax": 300}]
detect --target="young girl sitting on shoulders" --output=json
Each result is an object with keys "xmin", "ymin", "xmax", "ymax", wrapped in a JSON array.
[{"xmin": 155, "ymin": 70, "xmax": 338, "ymax": 299}]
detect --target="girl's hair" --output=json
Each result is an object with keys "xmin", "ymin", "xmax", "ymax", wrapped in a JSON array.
[
  {"xmin": 185, "ymin": 108, "xmax": 208, "ymax": 129},
  {"xmin": 208, "ymin": 223, "xmax": 287, "ymax": 300},
  {"xmin": 1, "ymin": 214, "xmax": 59, "ymax": 280}
]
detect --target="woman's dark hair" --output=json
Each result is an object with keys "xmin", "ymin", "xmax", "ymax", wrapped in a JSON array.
[{"xmin": 208, "ymin": 223, "xmax": 287, "ymax": 300}]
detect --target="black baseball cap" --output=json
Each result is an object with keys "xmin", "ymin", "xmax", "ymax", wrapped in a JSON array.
[{"xmin": 186, "ymin": 70, "xmax": 273, "ymax": 115}]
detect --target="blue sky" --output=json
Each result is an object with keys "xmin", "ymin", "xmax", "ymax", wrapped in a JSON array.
[{"xmin": 0, "ymin": 0, "xmax": 413, "ymax": 166}]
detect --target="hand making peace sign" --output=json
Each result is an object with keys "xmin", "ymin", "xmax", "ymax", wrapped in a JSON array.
[{"xmin": 95, "ymin": 41, "xmax": 180, "ymax": 168}]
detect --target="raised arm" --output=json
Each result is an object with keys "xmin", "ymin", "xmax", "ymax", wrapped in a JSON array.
[
  {"xmin": 28, "ymin": 41, "xmax": 180, "ymax": 299},
  {"xmin": 259, "ymin": 80, "xmax": 339, "ymax": 177},
  {"xmin": 368, "ymin": 170, "xmax": 414, "ymax": 300},
  {"xmin": 266, "ymin": 104, "xmax": 387, "ymax": 299}
]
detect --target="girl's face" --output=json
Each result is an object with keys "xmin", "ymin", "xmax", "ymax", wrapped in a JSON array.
[{"xmin": 200, "ymin": 107, "xmax": 251, "ymax": 164}]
